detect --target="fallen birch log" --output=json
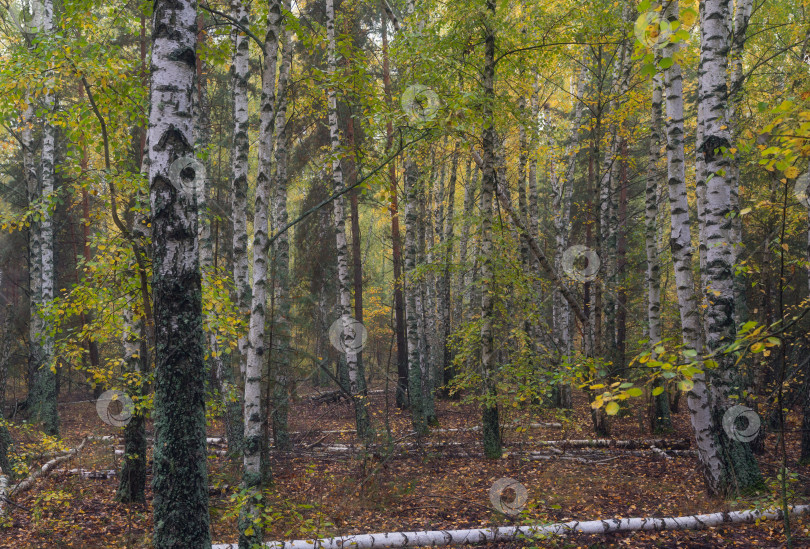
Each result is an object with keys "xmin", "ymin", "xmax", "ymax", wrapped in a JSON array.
[
  {"xmin": 309, "ymin": 438, "xmax": 690, "ymax": 454},
  {"xmin": 53, "ymin": 468, "xmax": 117, "ymax": 479},
  {"xmin": 528, "ymin": 438, "xmax": 690, "ymax": 450},
  {"xmin": 211, "ymin": 505, "xmax": 810, "ymax": 549},
  {"xmin": 11, "ymin": 437, "xmax": 89, "ymax": 495}
]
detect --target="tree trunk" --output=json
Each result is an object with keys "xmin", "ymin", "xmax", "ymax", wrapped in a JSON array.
[
  {"xmin": 327, "ymin": 0, "xmax": 372, "ymax": 441},
  {"xmin": 646, "ymin": 59, "xmax": 671, "ymax": 434},
  {"xmin": 480, "ymin": 0, "xmax": 501, "ymax": 459},
  {"xmin": 380, "ymin": 11, "xmax": 408, "ymax": 408},
  {"xmin": 417, "ymin": 174, "xmax": 436, "ymax": 424},
  {"xmin": 230, "ymin": 0, "xmax": 251, "ymax": 385},
  {"xmin": 697, "ymin": 0, "xmax": 762, "ymax": 496},
  {"xmin": 440, "ymin": 145, "xmax": 458, "ymax": 392},
  {"xmin": 226, "ymin": 0, "xmax": 249, "ymax": 459},
  {"xmin": 239, "ymin": 0, "xmax": 283, "ymax": 544},
  {"xmin": 28, "ymin": 0, "xmax": 58, "ymax": 437},
  {"xmin": 148, "ymin": 0, "xmax": 211, "ymax": 545},
  {"xmin": 116, "ymin": 136, "xmax": 150, "ymax": 504},
  {"xmin": 404, "ymin": 160, "xmax": 426, "ymax": 434},
  {"xmin": 271, "ymin": 9, "xmax": 294, "ymax": 452}
]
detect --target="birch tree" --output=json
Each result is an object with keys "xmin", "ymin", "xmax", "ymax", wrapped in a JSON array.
[
  {"xmin": 327, "ymin": 0, "xmax": 372, "ymax": 441},
  {"xmin": 404, "ymin": 160, "xmax": 427, "ymax": 434},
  {"xmin": 271, "ymin": 5, "xmax": 294, "ymax": 451},
  {"xmin": 147, "ymin": 0, "xmax": 210, "ymax": 544},
  {"xmin": 225, "ymin": 0, "xmax": 250, "ymax": 458},
  {"xmin": 240, "ymin": 0, "xmax": 283, "ymax": 543},
  {"xmin": 696, "ymin": 0, "xmax": 762, "ymax": 495},
  {"xmin": 646, "ymin": 59, "xmax": 670, "ymax": 433},
  {"xmin": 26, "ymin": 0, "xmax": 58, "ymax": 437}
]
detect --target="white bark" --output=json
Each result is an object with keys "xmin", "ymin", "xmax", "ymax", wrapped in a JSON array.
[
  {"xmin": 645, "ymin": 62, "xmax": 663, "ymax": 348},
  {"xmin": 404, "ymin": 160, "xmax": 426, "ymax": 434},
  {"xmin": 27, "ymin": 0, "xmax": 58, "ymax": 436},
  {"xmin": 327, "ymin": 0, "xmax": 371, "ymax": 439},
  {"xmin": 270, "ymin": 5, "xmax": 294, "ymax": 450},
  {"xmin": 697, "ymin": 0, "xmax": 761, "ymax": 495},
  {"xmin": 241, "ymin": 0, "xmax": 282, "ymax": 542},
  {"xmin": 212, "ymin": 506, "xmax": 810, "ymax": 549},
  {"xmin": 230, "ymin": 0, "xmax": 251, "ymax": 381}
]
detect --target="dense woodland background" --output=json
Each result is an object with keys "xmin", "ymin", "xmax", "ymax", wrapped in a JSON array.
[{"xmin": 0, "ymin": 0, "xmax": 809, "ymax": 546}]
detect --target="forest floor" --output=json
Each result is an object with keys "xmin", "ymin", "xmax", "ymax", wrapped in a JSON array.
[{"xmin": 2, "ymin": 387, "xmax": 810, "ymax": 548}]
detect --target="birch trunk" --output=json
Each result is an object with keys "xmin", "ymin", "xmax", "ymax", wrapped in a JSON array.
[
  {"xmin": 271, "ymin": 10, "xmax": 294, "ymax": 451},
  {"xmin": 23, "ymin": 98, "xmax": 43, "ymax": 423},
  {"xmin": 646, "ymin": 60, "xmax": 670, "ymax": 433},
  {"xmin": 480, "ymin": 0, "xmax": 501, "ymax": 458},
  {"xmin": 28, "ymin": 0, "xmax": 58, "ymax": 437},
  {"xmin": 417, "ymin": 176, "xmax": 436, "ymax": 424},
  {"xmin": 147, "ymin": 0, "xmax": 210, "ymax": 545},
  {"xmin": 239, "ymin": 0, "xmax": 283, "ymax": 544},
  {"xmin": 230, "ymin": 0, "xmax": 251, "ymax": 384},
  {"xmin": 697, "ymin": 0, "xmax": 762, "ymax": 495},
  {"xmin": 661, "ymin": 0, "xmax": 718, "ymax": 496},
  {"xmin": 440, "ymin": 146, "xmax": 458, "ymax": 391},
  {"xmin": 225, "ymin": 0, "xmax": 249, "ymax": 459},
  {"xmin": 327, "ymin": 0, "xmax": 372, "ymax": 441},
  {"xmin": 404, "ymin": 160, "xmax": 426, "ymax": 434}
]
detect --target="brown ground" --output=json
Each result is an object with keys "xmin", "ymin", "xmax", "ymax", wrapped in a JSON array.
[{"xmin": 2, "ymin": 387, "xmax": 809, "ymax": 548}]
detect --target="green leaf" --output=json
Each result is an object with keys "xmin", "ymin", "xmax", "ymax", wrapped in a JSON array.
[
  {"xmin": 605, "ymin": 401, "xmax": 620, "ymax": 416},
  {"xmin": 678, "ymin": 379, "xmax": 694, "ymax": 392},
  {"xmin": 652, "ymin": 387, "xmax": 665, "ymax": 396},
  {"xmin": 659, "ymin": 57, "xmax": 674, "ymax": 69},
  {"xmin": 641, "ymin": 63, "xmax": 657, "ymax": 77},
  {"xmin": 627, "ymin": 388, "xmax": 644, "ymax": 397}
]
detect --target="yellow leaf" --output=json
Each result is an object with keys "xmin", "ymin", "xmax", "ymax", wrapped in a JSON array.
[
  {"xmin": 605, "ymin": 401, "xmax": 620, "ymax": 416},
  {"xmin": 785, "ymin": 166, "xmax": 800, "ymax": 179}
]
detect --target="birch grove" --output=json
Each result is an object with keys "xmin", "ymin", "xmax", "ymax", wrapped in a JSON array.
[{"xmin": 0, "ymin": 0, "xmax": 809, "ymax": 545}]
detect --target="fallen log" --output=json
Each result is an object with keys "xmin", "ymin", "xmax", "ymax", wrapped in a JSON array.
[
  {"xmin": 528, "ymin": 438, "xmax": 690, "ymax": 450},
  {"xmin": 309, "ymin": 438, "xmax": 690, "ymax": 454},
  {"xmin": 12, "ymin": 437, "xmax": 89, "ymax": 495},
  {"xmin": 210, "ymin": 505, "xmax": 810, "ymax": 549},
  {"xmin": 54, "ymin": 468, "xmax": 117, "ymax": 479}
]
